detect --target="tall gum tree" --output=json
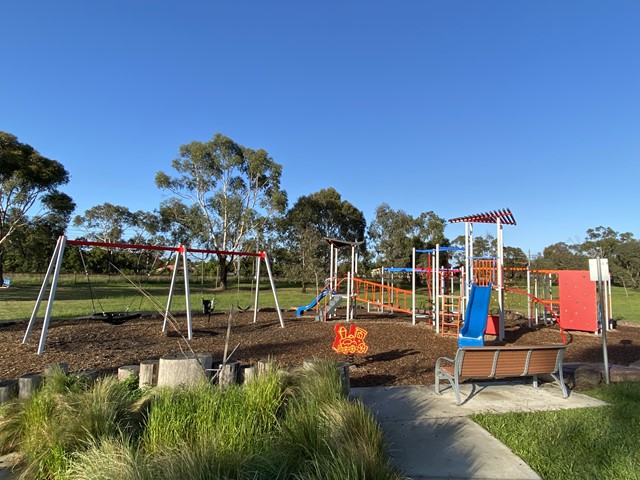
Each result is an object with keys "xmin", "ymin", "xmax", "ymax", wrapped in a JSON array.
[
  {"xmin": 155, "ymin": 133, "xmax": 286, "ymax": 289},
  {"xmin": 284, "ymin": 188, "xmax": 366, "ymax": 292},
  {"xmin": 0, "ymin": 131, "xmax": 74, "ymax": 283}
]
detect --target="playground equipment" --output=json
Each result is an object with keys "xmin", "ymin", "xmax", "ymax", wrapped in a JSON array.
[
  {"xmin": 23, "ymin": 236, "xmax": 284, "ymax": 354},
  {"xmin": 449, "ymin": 208, "xmax": 516, "ymax": 340},
  {"xmin": 458, "ymin": 283, "xmax": 492, "ymax": 347}
]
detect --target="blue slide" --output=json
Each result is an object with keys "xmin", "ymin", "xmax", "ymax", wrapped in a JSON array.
[
  {"xmin": 296, "ymin": 289, "xmax": 330, "ymax": 317},
  {"xmin": 458, "ymin": 283, "xmax": 493, "ymax": 348}
]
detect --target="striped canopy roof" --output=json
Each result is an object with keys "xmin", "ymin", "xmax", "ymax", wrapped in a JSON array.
[{"xmin": 448, "ymin": 208, "xmax": 516, "ymax": 225}]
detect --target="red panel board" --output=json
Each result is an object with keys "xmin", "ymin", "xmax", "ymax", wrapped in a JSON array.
[{"xmin": 558, "ymin": 270, "xmax": 597, "ymax": 333}]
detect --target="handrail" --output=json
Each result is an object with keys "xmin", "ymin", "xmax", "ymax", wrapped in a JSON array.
[{"xmin": 348, "ymin": 277, "xmax": 413, "ymax": 314}]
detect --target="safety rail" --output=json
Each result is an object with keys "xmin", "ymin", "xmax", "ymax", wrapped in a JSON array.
[{"xmin": 349, "ymin": 277, "xmax": 413, "ymax": 314}]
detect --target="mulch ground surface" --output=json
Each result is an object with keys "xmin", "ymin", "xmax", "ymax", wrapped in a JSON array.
[{"xmin": 2, "ymin": 309, "xmax": 640, "ymax": 386}]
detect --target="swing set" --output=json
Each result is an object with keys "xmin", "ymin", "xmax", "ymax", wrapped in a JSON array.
[{"xmin": 23, "ymin": 236, "xmax": 284, "ymax": 354}]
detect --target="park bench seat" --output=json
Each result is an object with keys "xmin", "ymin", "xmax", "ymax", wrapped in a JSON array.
[{"xmin": 435, "ymin": 344, "xmax": 568, "ymax": 405}]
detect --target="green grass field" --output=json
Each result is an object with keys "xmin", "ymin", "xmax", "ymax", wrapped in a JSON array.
[
  {"xmin": 472, "ymin": 382, "xmax": 640, "ymax": 479},
  {"xmin": 1, "ymin": 273, "xmax": 638, "ymax": 324}
]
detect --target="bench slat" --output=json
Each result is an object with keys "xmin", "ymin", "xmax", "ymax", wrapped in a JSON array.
[
  {"xmin": 494, "ymin": 349, "xmax": 529, "ymax": 377},
  {"xmin": 459, "ymin": 350, "xmax": 496, "ymax": 377}
]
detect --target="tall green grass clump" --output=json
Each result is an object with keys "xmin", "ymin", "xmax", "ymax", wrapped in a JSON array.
[
  {"xmin": 265, "ymin": 360, "xmax": 401, "ymax": 480},
  {"xmin": 471, "ymin": 382, "xmax": 640, "ymax": 479},
  {"xmin": 2, "ymin": 361, "xmax": 403, "ymax": 479},
  {"xmin": 141, "ymin": 371, "xmax": 284, "ymax": 477},
  {"xmin": 0, "ymin": 368, "xmax": 142, "ymax": 480}
]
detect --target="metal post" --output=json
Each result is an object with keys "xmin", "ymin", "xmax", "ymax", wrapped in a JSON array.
[
  {"xmin": 24, "ymin": 235, "xmax": 65, "ymax": 345},
  {"xmin": 163, "ymin": 249, "xmax": 181, "ymax": 332},
  {"xmin": 253, "ymin": 254, "xmax": 261, "ymax": 323},
  {"xmin": 36, "ymin": 236, "xmax": 68, "ymax": 354},
  {"xmin": 412, "ymin": 248, "xmax": 416, "ymax": 325},
  {"xmin": 262, "ymin": 252, "xmax": 284, "ymax": 327},
  {"xmin": 435, "ymin": 244, "xmax": 440, "ymax": 334},
  {"xmin": 596, "ymin": 258, "xmax": 610, "ymax": 384},
  {"xmin": 182, "ymin": 245, "xmax": 192, "ymax": 340}
]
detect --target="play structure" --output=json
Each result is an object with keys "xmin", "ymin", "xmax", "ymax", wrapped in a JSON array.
[
  {"xmin": 296, "ymin": 208, "xmax": 612, "ymax": 348},
  {"xmin": 23, "ymin": 236, "xmax": 284, "ymax": 354}
]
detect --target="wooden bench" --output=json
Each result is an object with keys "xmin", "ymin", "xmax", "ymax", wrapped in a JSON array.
[{"xmin": 435, "ymin": 344, "xmax": 568, "ymax": 405}]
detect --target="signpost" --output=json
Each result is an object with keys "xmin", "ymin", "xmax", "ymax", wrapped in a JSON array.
[{"xmin": 589, "ymin": 258, "xmax": 610, "ymax": 384}]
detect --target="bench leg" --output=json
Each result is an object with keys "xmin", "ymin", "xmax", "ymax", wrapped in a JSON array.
[
  {"xmin": 551, "ymin": 371, "xmax": 569, "ymax": 398},
  {"xmin": 453, "ymin": 381, "xmax": 462, "ymax": 406}
]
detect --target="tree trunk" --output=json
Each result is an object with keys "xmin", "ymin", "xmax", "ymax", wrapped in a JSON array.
[
  {"xmin": 0, "ymin": 248, "xmax": 5, "ymax": 285},
  {"xmin": 217, "ymin": 254, "xmax": 230, "ymax": 290}
]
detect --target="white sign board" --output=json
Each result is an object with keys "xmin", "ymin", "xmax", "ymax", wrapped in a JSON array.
[{"xmin": 589, "ymin": 258, "xmax": 610, "ymax": 281}]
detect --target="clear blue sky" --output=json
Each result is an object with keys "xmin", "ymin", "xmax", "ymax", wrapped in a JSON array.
[{"xmin": 2, "ymin": 1, "xmax": 639, "ymax": 256}]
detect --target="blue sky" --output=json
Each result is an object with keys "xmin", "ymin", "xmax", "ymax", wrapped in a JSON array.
[{"xmin": 2, "ymin": 1, "xmax": 639, "ymax": 256}]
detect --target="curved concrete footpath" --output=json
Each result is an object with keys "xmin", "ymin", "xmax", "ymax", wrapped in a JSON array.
[{"xmin": 351, "ymin": 382, "xmax": 609, "ymax": 480}]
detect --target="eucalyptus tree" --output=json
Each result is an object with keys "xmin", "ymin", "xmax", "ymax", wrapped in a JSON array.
[
  {"xmin": 580, "ymin": 226, "xmax": 640, "ymax": 289},
  {"xmin": 369, "ymin": 204, "xmax": 448, "ymax": 269},
  {"xmin": 368, "ymin": 203, "xmax": 415, "ymax": 268},
  {"xmin": 155, "ymin": 133, "xmax": 287, "ymax": 289},
  {"xmin": 283, "ymin": 188, "xmax": 366, "ymax": 292},
  {"xmin": 73, "ymin": 203, "xmax": 136, "ymax": 244},
  {"xmin": 0, "ymin": 131, "xmax": 74, "ymax": 282}
]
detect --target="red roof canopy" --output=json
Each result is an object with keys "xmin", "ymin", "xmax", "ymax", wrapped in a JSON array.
[{"xmin": 448, "ymin": 208, "xmax": 516, "ymax": 225}]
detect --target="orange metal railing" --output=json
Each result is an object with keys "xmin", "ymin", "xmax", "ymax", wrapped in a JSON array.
[{"xmin": 346, "ymin": 277, "xmax": 414, "ymax": 314}]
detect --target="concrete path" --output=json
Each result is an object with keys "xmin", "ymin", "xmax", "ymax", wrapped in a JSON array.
[{"xmin": 351, "ymin": 382, "xmax": 609, "ymax": 480}]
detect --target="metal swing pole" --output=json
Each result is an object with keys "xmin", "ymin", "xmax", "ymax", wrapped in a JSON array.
[
  {"xmin": 163, "ymin": 247, "xmax": 182, "ymax": 333},
  {"xmin": 253, "ymin": 254, "xmax": 261, "ymax": 324},
  {"xmin": 262, "ymin": 251, "xmax": 284, "ymax": 328},
  {"xmin": 23, "ymin": 235, "xmax": 66, "ymax": 349},
  {"xmin": 183, "ymin": 245, "xmax": 193, "ymax": 340}
]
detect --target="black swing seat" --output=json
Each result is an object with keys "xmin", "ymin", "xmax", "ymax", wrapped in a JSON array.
[{"xmin": 92, "ymin": 312, "xmax": 142, "ymax": 325}]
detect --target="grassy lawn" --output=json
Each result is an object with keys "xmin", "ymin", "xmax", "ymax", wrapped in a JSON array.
[
  {"xmin": 0, "ymin": 274, "xmax": 321, "ymax": 321},
  {"xmin": 471, "ymin": 382, "xmax": 640, "ymax": 479},
  {"xmin": 2, "ymin": 274, "xmax": 639, "ymax": 324}
]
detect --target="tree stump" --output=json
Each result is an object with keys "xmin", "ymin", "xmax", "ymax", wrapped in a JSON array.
[
  {"xmin": 243, "ymin": 366, "xmax": 257, "ymax": 384},
  {"xmin": 257, "ymin": 359, "xmax": 276, "ymax": 376},
  {"xmin": 18, "ymin": 373, "xmax": 43, "ymax": 399},
  {"xmin": 139, "ymin": 359, "xmax": 159, "ymax": 388},
  {"xmin": 0, "ymin": 380, "xmax": 18, "ymax": 404},
  {"xmin": 118, "ymin": 365, "xmax": 140, "ymax": 382},
  {"xmin": 218, "ymin": 360, "xmax": 240, "ymax": 387},
  {"xmin": 157, "ymin": 353, "xmax": 213, "ymax": 387}
]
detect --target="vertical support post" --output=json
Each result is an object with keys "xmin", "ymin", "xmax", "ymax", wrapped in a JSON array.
[
  {"xmin": 346, "ymin": 271, "xmax": 352, "ymax": 321},
  {"xmin": 182, "ymin": 245, "xmax": 192, "ymax": 340},
  {"xmin": 434, "ymin": 244, "xmax": 440, "ymax": 334},
  {"xmin": 596, "ymin": 258, "xmax": 610, "ymax": 384},
  {"xmin": 36, "ymin": 236, "xmax": 67, "ymax": 355},
  {"xmin": 253, "ymin": 254, "xmax": 261, "ymax": 323},
  {"xmin": 496, "ymin": 219, "xmax": 505, "ymax": 340},
  {"xmin": 262, "ymin": 252, "xmax": 284, "ymax": 328},
  {"xmin": 163, "ymin": 249, "xmax": 181, "ymax": 332},
  {"xmin": 329, "ymin": 243, "xmax": 335, "ymax": 291},
  {"xmin": 468, "ymin": 223, "xmax": 474, "ymax": 291},
  {"xmin": 381, "ymin": 267, "xmax": 385, "ymax": 313},
  {"xmin": 526, "ymin": 265, "xmax": 532, "ymax": 328},
  {"xmin": 411, "ymin": 248, "xmax": 416, "ymax": 325},
  {"xmin": 24, "ymin": 235, "xmax": 65, "ymax": 345}
]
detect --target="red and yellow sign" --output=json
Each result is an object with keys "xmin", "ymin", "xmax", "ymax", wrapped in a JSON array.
[{"xmin": 332, "ymin": 323, "xmax": 368, "ymax": 355}]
